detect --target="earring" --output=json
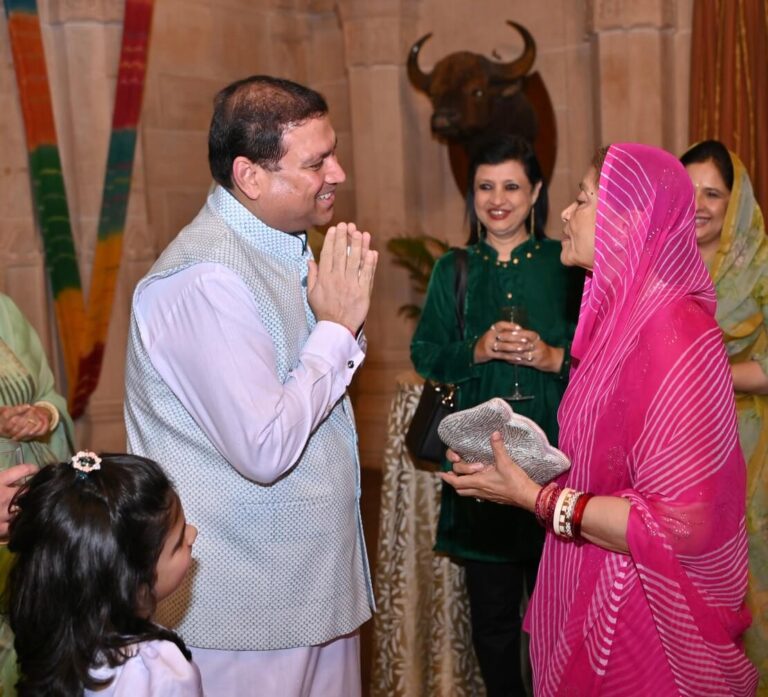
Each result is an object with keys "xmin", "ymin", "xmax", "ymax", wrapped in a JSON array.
[{"xmin": 529, "ymin": 207, "xmax": 535, "ymax": 235}]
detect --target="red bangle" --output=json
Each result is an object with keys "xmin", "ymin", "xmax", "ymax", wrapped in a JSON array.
[
  {"xmin": 571, "ymin": 493, "xmax": 594, "ymax": 540},
  {"xmin": 545, "ymin": 486, "xmax": 561, "ymax": 531},
  {"xmin": 534, "ymin": 483, "xmax": 554, "ymax": 526},
  {"xmin": 535, "ymin": 483, "xmax": 561, "ymax": 531}
]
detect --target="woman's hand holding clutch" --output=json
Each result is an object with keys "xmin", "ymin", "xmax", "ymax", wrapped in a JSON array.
[{"xmin": 440, "ymin": 432, "xmax": 541, "ymax": 511}]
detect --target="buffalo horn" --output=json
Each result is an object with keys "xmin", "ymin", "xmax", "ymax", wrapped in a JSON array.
[
  {"xmin": 492, "ymin": 21, "xmax": 536, "ymax": 81},
  {"xmin": 407, "ymin": 33, "xmax": 433, "ymax": 94}
]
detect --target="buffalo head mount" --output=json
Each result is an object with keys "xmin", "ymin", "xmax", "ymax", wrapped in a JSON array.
[{"xmin": 407, "ymin": 20, "xmax": 556, "ymax": 193}]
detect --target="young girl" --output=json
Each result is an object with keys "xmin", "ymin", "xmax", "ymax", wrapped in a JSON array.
[{"xmin": 6, "ymin": 451, "xmax": 201, "ymax": 696}]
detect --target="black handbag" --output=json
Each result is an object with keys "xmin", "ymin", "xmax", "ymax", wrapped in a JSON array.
[{"xmin": 406, "ymin": 248, "xmax": 468, "ymax": 466}]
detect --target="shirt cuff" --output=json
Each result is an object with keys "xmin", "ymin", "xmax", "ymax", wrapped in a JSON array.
[{"xmin": 304, "ymin": 320, "xmax": 366, "ymax": 385}]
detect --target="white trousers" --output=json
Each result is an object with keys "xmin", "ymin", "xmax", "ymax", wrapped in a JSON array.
[{"xmin": 190, "ymin": 631, "xmax": 361, "ymax": 697}]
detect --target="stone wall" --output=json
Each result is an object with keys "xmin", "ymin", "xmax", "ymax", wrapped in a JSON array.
[{"xmin": 0, "ymin": 0, "xmax": 692, "ymax": 466}]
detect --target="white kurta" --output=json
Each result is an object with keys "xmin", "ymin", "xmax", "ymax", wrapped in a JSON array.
[{"xmin": 135, "ymin": 262, "xmax": 365, "ymax": 696}]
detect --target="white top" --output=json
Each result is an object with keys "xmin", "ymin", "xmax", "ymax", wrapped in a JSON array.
[{"xmin": 86, "ymin": 640, "xmax": 203, "ymax": 696}]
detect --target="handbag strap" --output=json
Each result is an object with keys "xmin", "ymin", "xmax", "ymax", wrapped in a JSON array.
[{"xmin": 453, "ymin": 248, "xmax": 468, "ymax": 340}]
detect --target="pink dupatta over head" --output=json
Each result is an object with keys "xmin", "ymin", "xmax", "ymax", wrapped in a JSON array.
[{"xmin": 527, "ymin": 144, "xmax": 758, "ymax": 695}]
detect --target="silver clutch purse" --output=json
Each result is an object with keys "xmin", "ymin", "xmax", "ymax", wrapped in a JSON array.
[{"xmin": 437, "ymin": 398, "xmax": 570, "ymax": 484}]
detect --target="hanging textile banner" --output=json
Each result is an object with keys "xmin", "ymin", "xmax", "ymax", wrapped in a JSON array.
[
  {"xmin": 689, "ymin": 0, "xmax": 768, "ymax": 216},
  {"xmin": 3, "ymin": 0, "xmax": 155, "ymax": 418},
  {"xmin": 3, "ymin": 0, "xmax": 87, "ymax": 393},
  {"xmin": 72, "ymin": 0, "xmax": 155, "ymax": 417}
]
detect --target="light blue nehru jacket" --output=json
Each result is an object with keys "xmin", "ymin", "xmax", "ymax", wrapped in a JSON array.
[{"xmin": 124, "ymin": 186, "xmax": 373, "ymax": 650}]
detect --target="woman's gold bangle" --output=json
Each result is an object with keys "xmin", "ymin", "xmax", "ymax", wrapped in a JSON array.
[{"xmin": 33, "ymin": 401, "xmax": 59, "ymax": 432}]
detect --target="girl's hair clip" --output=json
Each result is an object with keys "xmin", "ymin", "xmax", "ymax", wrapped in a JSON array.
[{"xmin": 71, "ymin": 451, "xmax": 102, "ymax": 475}]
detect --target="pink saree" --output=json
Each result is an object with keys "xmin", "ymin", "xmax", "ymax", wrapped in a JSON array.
[{"xmin": 526, "ymin": 144, "xmax": 758, "ymax": 695}]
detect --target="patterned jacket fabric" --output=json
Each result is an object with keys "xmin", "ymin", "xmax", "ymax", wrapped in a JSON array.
[{"xmin": 125, "ymin": 186, "xmax": 373, "ymax": 650}]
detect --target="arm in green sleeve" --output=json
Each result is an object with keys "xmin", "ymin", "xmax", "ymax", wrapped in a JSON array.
[{"xmin": 748, "ymin": 271, "xmax": 768, "ymax": 382}]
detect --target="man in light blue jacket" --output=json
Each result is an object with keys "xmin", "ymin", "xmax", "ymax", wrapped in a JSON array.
[{"xmin": 125, "ymin": 75, "xmax": 378, "ymax": 697}]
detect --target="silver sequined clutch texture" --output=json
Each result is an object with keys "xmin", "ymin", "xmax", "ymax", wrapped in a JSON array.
[{"xmin": 437, "ymin": 398, "xmax": 570, "ymax": 485}]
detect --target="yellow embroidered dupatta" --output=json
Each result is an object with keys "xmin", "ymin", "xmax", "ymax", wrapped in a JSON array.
[{"xmin": 709, "ymin": 152, "xmax": 768, "ymax": 690}]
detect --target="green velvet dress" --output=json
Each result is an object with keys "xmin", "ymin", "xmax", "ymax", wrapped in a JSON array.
[{"xmin": 411, "ymin": 238, "xmax": 582, "ymax": 562}]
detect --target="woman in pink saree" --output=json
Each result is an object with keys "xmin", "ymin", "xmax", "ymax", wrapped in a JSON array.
[{"xmin": 442, "ymin": 143, "xmax": 758, "ymax": 695}]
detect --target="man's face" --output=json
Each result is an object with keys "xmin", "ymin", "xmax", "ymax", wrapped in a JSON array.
[{"xmin": 254, "ymin": 115, "xmax": 346, "ymax": 233}]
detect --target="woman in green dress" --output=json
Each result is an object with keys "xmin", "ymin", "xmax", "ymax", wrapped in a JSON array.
[
  {"xmin": 0, "ymin": 293, "xmax": 74, "ymax": 465},
  {"xmin": 0, "ymin": 292, "xmax": 74, "ymax": 695},
  {"xmin": 411, "ymin": 134, "xmax": 582, "ymax": 696},
  {"xmin": 682, "ymin": 140, "xmax": 768, "ymax": 695}
]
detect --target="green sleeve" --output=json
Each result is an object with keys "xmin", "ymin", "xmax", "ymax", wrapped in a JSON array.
[
  {"xmin": 410, "ymin": 252, "xmax": 478, "ymax": 384},
  {"xmin": 752, "ymin": 271, "xmax": 768, "ymax": 377},
  {"xmin": 0, "ymin": 295, "xmax": 75, "ymax": 460}
]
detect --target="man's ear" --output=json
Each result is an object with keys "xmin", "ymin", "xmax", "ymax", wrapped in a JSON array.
[{"xmin": 232, "ymin": 156, "xmax": 262, "ymax": 201}]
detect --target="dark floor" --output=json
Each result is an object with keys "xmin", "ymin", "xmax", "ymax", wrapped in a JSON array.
[{"xmin": 360, "ymin": 466, "xmax": 383, "ymax": 697}]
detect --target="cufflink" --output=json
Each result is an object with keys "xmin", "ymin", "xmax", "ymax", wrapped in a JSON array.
[{"xmin": 347, "ymin": 360, "xmax": 355, "ymax": 369}]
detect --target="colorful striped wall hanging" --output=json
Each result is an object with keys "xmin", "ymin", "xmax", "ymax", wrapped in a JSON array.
[
  {"xmin": 3, "ymin": 0, "xmax": 87, "ymax": 395},
  {"xmin": 4, "ymin": 0, "xmax": 155, "ymax": 418},
  {"xmin": 72, "ymin": 0, "xmax": 155, "ymax": 418}
]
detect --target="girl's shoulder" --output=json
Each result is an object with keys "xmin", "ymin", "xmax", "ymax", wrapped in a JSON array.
[{"xmin": 86, "ymin": 640, "xmax": 203, "ymax": 697}]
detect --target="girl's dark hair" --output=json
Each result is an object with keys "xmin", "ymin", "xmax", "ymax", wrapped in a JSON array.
[
  {"xmin": 209, "ymin": 74, "xmax": 328, "ymax": 188},
  {"xmin": 679, "ymin": 139, "xmax": 734, "ymax": 191},
  {"xmin": 7, "ymin": 453, "xmax": 189, "ymax": 697},
  {"xmin": 465, "ymin": 133, "xmax": 549, "ymax": 244}
]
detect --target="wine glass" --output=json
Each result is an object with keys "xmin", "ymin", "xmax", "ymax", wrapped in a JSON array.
[
  {"xmin": 0, "ymin": 440, "xmax": 24, "ymax": 471},
  {"xmin": 498, "ymin": 305, "xmax": 534, "ymax": 402}
]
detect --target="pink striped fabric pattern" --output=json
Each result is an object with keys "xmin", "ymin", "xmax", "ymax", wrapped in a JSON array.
[{"xmin": 526, "ymin": 144, "xmax": 758, "ymax": 695}]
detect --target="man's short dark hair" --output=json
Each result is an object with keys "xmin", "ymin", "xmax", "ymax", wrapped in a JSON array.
[{"xmin": 208, "ymin": 75, "xmax": 329, "ymax": 188}]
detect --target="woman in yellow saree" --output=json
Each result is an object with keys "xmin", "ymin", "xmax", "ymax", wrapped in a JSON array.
[{"xmin": 683, "ymin": 140, "xmax": 768, "ymax": 693}]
